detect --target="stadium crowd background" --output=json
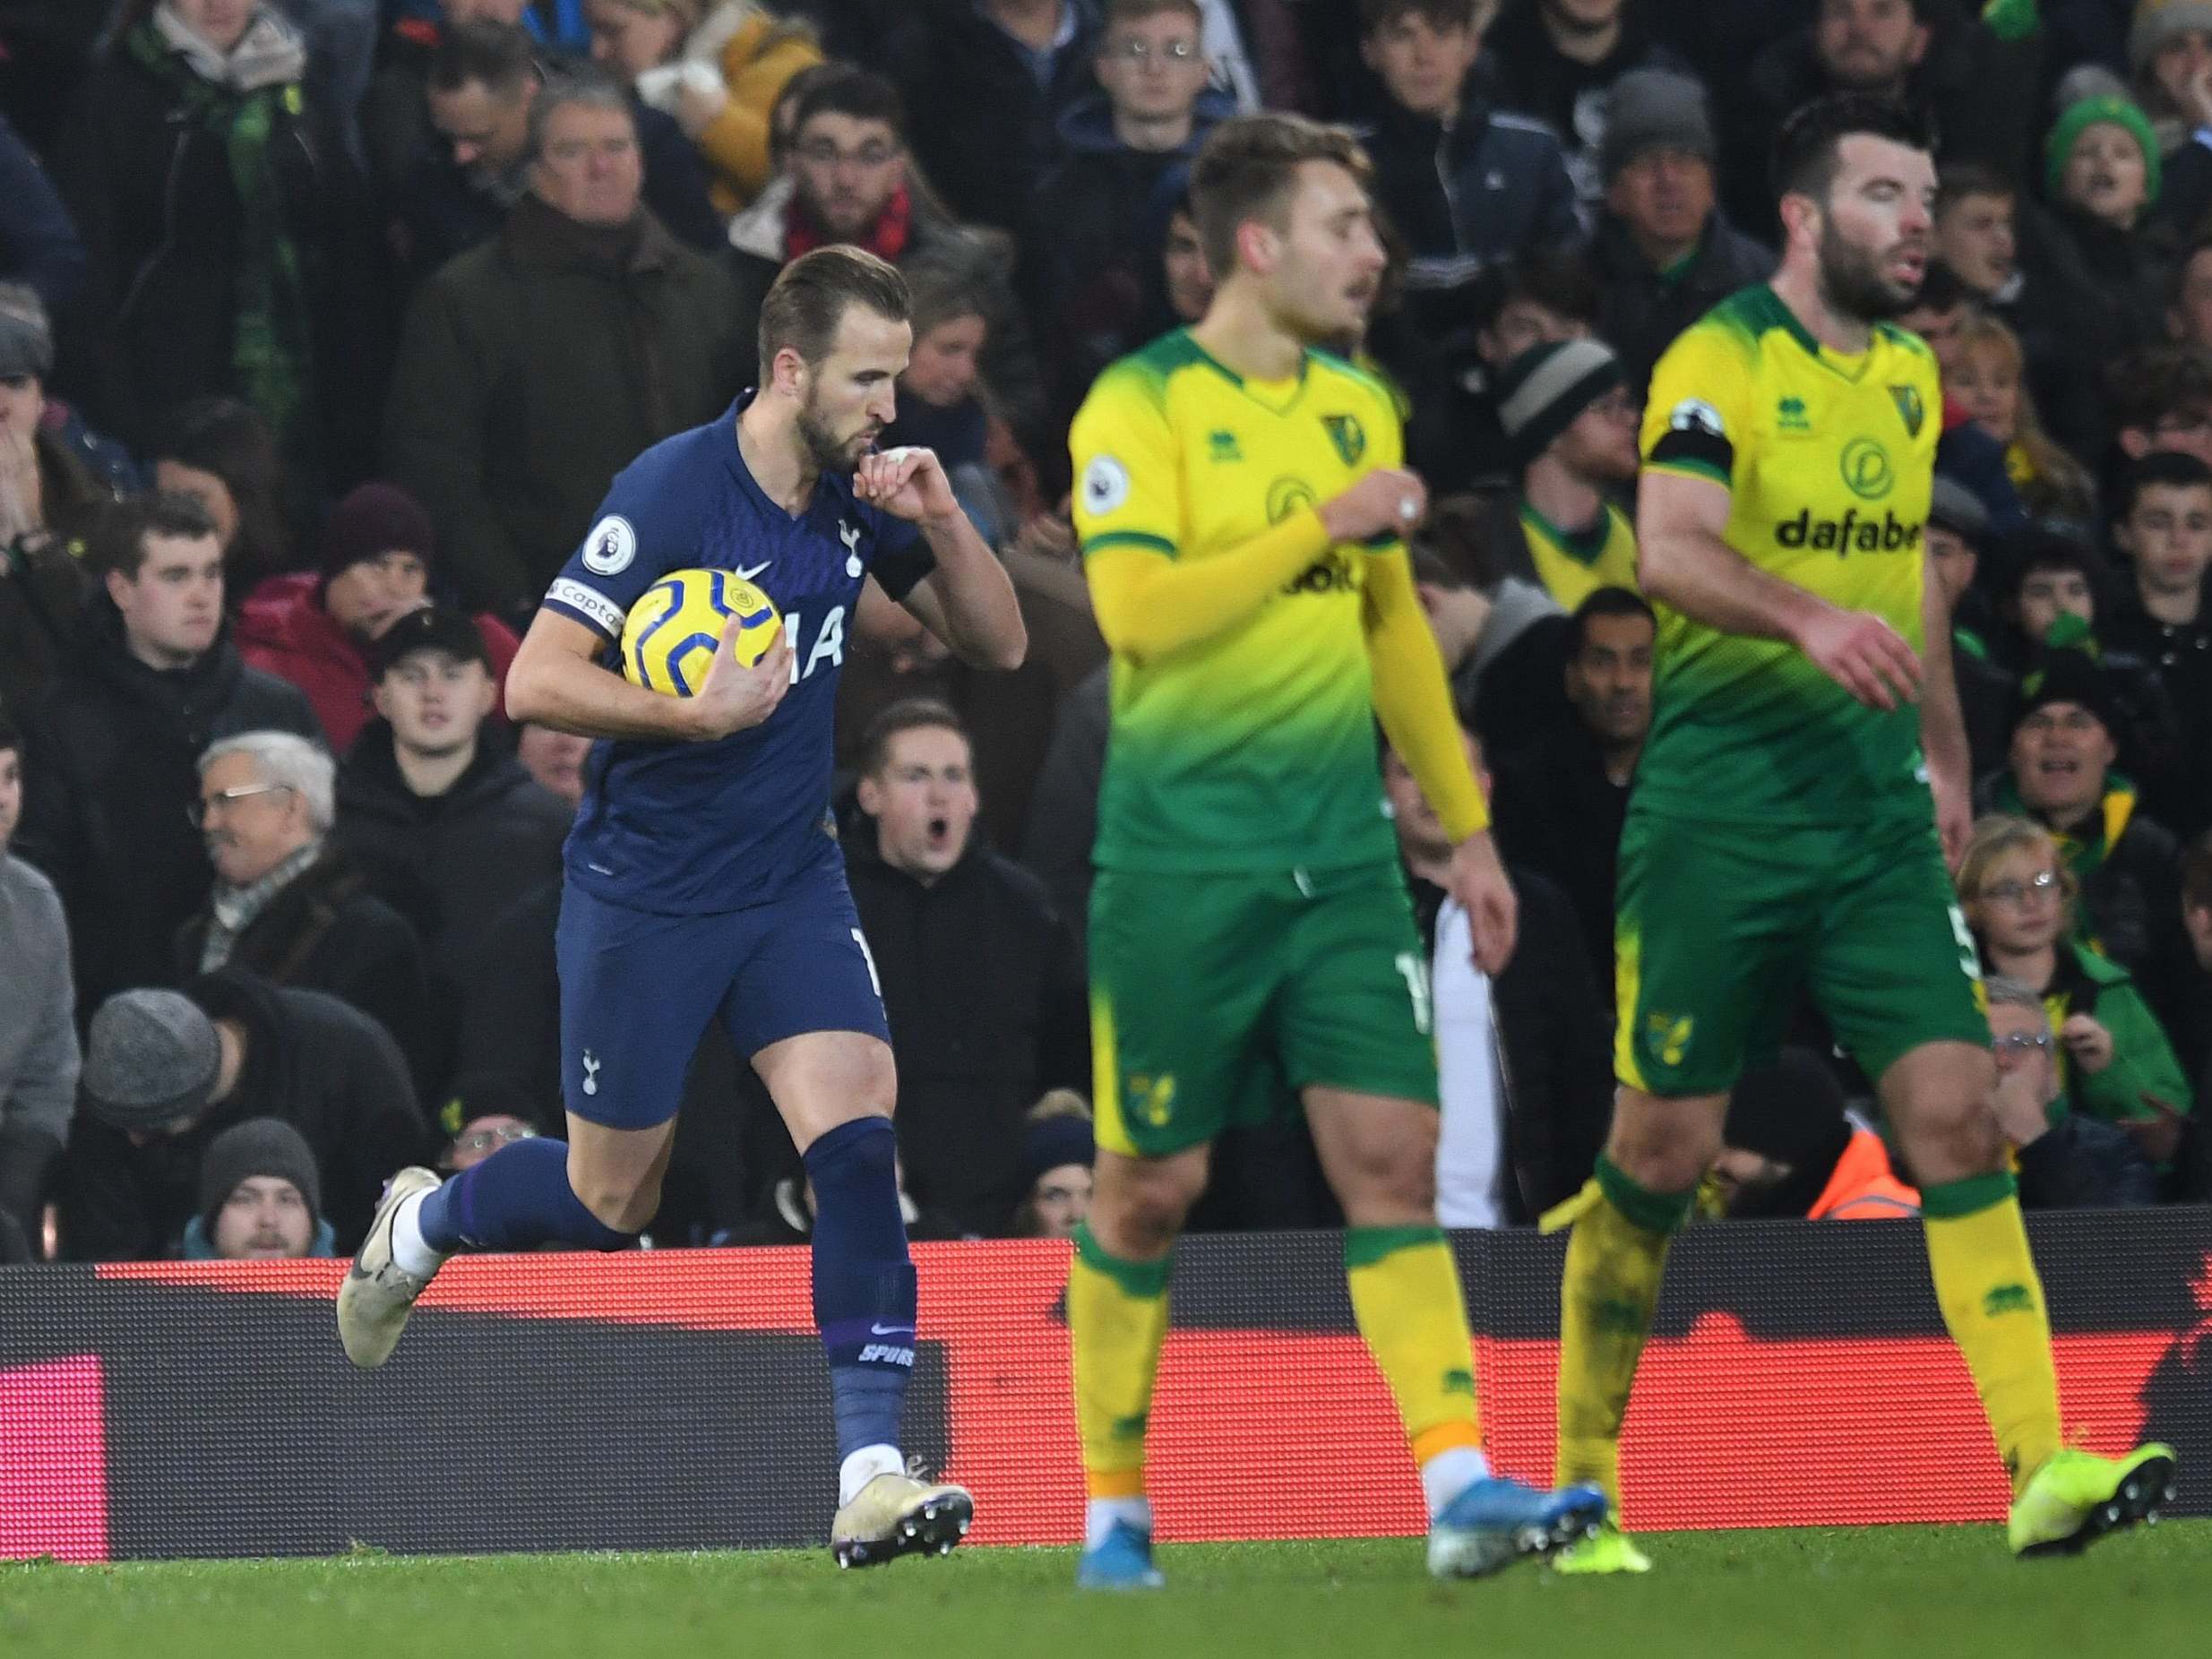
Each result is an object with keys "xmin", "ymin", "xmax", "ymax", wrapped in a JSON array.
[{"xmin": 4, "ymin": 0, "xmax": 2212, "ymax": 1267}]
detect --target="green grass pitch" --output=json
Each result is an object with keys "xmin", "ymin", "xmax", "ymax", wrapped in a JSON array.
[{"xmin": 4, "ymin": 1524, "xmax": 2202, "ymax": 1659}]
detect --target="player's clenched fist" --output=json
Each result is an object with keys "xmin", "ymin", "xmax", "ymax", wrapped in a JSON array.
[
  {"xmin": 686, "ymin": 614, "xmax": 794, "ymax": 740},
  {"xmin": 854, "ymin": 444, "xmax": 960, "ymax": 525},
  {"xmin": 1792, "ymin": 602, "xmax": 1922, "ymax": 712},
  {"xmin": 1319, "ymin": 467, "xmax": 1427, "ymax": 545}
]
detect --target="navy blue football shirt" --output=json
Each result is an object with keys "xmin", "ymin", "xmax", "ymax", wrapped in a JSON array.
[{"xmin": 544, "ymin": 395, "xmax": 935, "ymax": 915}]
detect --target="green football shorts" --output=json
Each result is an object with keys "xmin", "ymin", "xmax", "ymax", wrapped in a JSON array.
[
  {"xmin": 1088, "ymin": 862, "xmax": 1439, "ymax": 1159},
  {"xmin": 1613, "ymin": 808, "xmax": 1991, "ymax": 1098}
]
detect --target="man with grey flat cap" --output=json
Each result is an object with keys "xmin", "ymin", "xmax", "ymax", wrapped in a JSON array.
[{"xmin": 61, "ymin": 969, "xmax": 427, "ymax": 1261}]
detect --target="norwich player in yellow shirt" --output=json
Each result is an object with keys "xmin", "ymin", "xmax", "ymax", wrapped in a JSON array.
[
  {"xmin": 1063, "ymin": 112, "xmax": 1605, "ymax": 1591},
  {"xmin": 1546, "ymin": 94, "xmax": 2175, "ymax": 1576}
]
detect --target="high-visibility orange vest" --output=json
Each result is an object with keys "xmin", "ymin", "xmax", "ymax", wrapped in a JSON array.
[{"xmin": 1808, "ymin": 1129, "xmax": 1922, "ymax": 1220}]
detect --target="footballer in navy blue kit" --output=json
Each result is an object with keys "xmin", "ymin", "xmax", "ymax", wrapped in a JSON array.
[{"xmin": 336, "ymin": 248, "xmax": 1028, "ymax": 1567}]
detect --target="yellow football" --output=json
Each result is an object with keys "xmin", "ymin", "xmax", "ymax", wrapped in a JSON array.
[{"xmin": 619, "ymin": 569, "xmax": 782, "ymax": 696}]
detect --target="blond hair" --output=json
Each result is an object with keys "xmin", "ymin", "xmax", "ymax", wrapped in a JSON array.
[
  {"xmin": 1958, "ymin": 813, "xmax": 2079, "ymax": 922},
  {"xmin": 1958, "ymin": 314, "xmax": 2096, "ymax": 520}
]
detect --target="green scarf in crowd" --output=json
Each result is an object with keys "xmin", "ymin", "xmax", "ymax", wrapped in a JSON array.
[{"xmin": 128, "ymin": 9, "xmax": 315, "ymax": 462}]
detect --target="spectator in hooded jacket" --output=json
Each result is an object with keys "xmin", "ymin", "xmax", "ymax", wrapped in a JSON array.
[
  {"xmin": 843, "ymin": 700, "xmax": 1089, "ymax": 1235},
  {"xmin": 64, "ymin": 973, "xmax": 426, "ymax": 1259},
  {"xmin": 13, "ymin": 494, "xmax": 320, "ymax": 1019},
  {"xmin": 1355, "ymin": 0, "xmax": 1583, "ymax": 349},
  {"xmin": 236, "ymin": 480, "xmax": 522, "ymax": 753},
  {"xmin": 181, "ymin": 1114, "xmax": 338, "ymax": 1258},
  {"xmin": 335, "ymin": 607, "xmax": 570, "ymax": 997}
]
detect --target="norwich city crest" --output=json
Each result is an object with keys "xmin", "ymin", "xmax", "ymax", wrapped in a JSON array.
[
  {"xmin": 1322, "ymin": 413, "xmax": 1365, "ymax": 467},
  {"xmin": 1889, "ymin": 384, "xmax": 1924, "ymax": 438}
]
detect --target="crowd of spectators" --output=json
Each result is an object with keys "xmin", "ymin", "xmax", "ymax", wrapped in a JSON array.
[{"xmin": 8, "ymin": 0, "xmax": 2212, "ymax": 1263}]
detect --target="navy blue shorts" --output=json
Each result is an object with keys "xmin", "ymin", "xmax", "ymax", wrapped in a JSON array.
[{"xmin": 555, "ymin": 859, "xmax": 891, "ymax": 1129}]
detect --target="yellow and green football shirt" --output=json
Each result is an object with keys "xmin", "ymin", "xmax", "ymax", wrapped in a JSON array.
[
  {"xmin": 1071, "ymin": 329, "xmax": 1403, "ymax": 873},
  {"xmin": 1519, "ymin": 496, "xmax": 1639, "ymax": 611},
  {"xmin": 1639, "ymin": 285, "xmax": 1941, "ymax": 827}
]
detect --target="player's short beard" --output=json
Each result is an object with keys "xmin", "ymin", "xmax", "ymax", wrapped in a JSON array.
[
  {"xmin": 796, "ymin": 390, "xmax": 870, "ymax": 477},
  {"xmin": 1815, "ymin": 217, "xmax": 1915, "ymax": 324}
]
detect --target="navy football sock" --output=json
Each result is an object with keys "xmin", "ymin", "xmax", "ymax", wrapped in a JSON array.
[
  {"xmin": 805, "ymin": 1115, "xmax": 917, "ymax": 1466},
  {"xmin": 417, "ymin": 1137, "xmax": 633, "ymax": 1252}
]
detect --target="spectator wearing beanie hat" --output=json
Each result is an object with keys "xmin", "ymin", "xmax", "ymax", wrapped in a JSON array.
[
  {"xmin": 64, "ymin": 973, "xmax": 427, "ymax": 1261},
  {"xmin": 2044, "ymin": 66, "xmax": 2175, "ymax": 348},
  {"xmin": 1977, "ymin": 647, "xmax": 2194, "ymax": 1017},
  {"xmin": 236, "ymin": 482, "xmax": 521, "ymax": 754},
  {"xmin": 1008, "ymin": 1090, "xmax": 1093, "ymax": 1240},
  {"xmin": 1491, "ymin": 339, "xmax": 1641, "ymax": 612},
  {"xmin": 182, "ymin": 1116, "xmax": 336, "ymax": 1259},
  {"xmin": 1590, "ymin": 67, "xmax": 1773, "ymax": 398}
]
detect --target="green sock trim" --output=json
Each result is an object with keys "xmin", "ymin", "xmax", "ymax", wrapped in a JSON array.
[
  {"xmin": 1595, "ymin": 1156, "xmax": 1694, "ymax": 1234},
  {"xmin": 1920, "ymin": 1170, "xmax": 2018, "ymax": 1219},
  {"xmin": 1073, "ymin": 1222, "xmax": 1171, "ymax": 1298},
  {"xmin": 1344, "ymin": 1224, "xmax": 1447, "ymax": 1271}
]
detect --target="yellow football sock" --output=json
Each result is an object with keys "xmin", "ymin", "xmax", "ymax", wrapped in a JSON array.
[
  {"xmin": 1068, "ymin": 1222, "xmax": 1171, "ymax": 1500},
  {"xmin": 1543, "ymin": 1157, "xmax": 1687, "ymax": 1509},
  {"xmin": 1345, "ymin": 1226, "xmax": 1484, "ymax": 1461},
  {"xmin": 1921, "ymin": 1173, "xmax": 2062, "ymax": 1494}
]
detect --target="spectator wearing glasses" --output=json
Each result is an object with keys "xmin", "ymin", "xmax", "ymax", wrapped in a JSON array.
[
  {"xmin": 1984, "ymin": 974, "xmax": 2161, "ymax": 1210},
  {"xmin": 431, "ymin": 1071, "xmax": 548, "ymax": 1173},
  {"xmin": 13, "ymin": 494, "xmax": 318, "ymax": 1019},
  {"xmin": 176, "ymin": 730, "xmax": 435, "ymax": 1083},
  {"xmin": 1020, "ymin": 0, "xmax": 1232, "ymax": 422},
  {"xmin": 1959, "ymin": 815, "xmax": 2193, "ymax": 1146},
  {"xmin": 726, "ymin": 65, "xmax": 1048, "ymax": 479}
]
